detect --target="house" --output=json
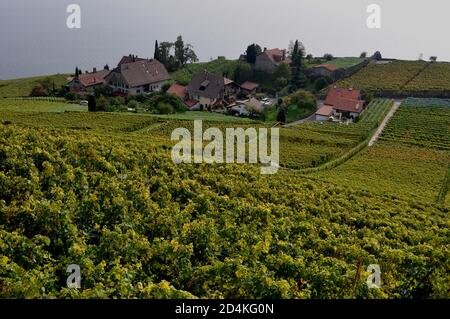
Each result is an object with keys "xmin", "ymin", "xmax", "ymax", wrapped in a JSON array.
[
  {"xmin": 240, "ymin": 81, "xmax": 259, "ymax": 96},
  {"xmin": 68, "ymin": 67, "xmax": 110, "ymax": 93},
  {"xmin": 105, "ymin": 58, "xmax": 170, "ymax": 95},
  {"xmin": 117, "ymin": 54, "xmax": 147, "ymax": 67},
  {"xmin": 315, "ymin": 105, "xmax": 334, "ymax": 121},
  {"xmin": 316, "ymin": 87, "xmax": 365, "ymax": 121},
  {"xmin": 254, "ymin": 48, "xmax": 291, "ymax": 74},
  {"xmin": 186, "ymin": 71, "xmax": 239, "ymax": 110},
  {"xmin": 311, "ymin": 64, "xmax": 338, "ymax": 79}
]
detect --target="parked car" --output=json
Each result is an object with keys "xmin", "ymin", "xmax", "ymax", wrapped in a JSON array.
[{"xmin": 80, "ymin": 100, "xmax": 88, "ymax": 105}]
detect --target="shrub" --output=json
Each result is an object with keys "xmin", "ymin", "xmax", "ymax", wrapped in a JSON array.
[
  {"xmin": 157, "ymin": 103, "xmax": 175, "ymax": 114},
  {"xmin": 65, "ymin": 92, "xmax": 76, "ymax": 101}
]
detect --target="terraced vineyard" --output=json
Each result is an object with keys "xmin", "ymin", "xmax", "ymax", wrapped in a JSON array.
[
  {"xmin": 404, "ymin": 62, "xmax": 450, "ymax": 93},
  {"xmin": 381, "ymin": 99, "xmax": 450, "ymax": 150},
  {"xmin": 337, "ymin": 61, "xmax": 428, "ymax": 93}
]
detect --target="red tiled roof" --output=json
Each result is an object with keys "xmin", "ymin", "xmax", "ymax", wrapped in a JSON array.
[
  {"xmin": 240, "ymin": 81, "xmax": 259, "ymax": 91},
  {"xmin": 78, "ymin": 69, "xmax": 110, "ymax": 87},
  {"xmin": 167, "ymin": 84, "xmax": 186, "ymax": 99},
  {"xmin": 118, "ymin": 55, "xmax": 146, "ymax": 67},
  {"xmin": 314, "ymin": 64, "xmax": 338, "ymax": 72},
  {"xmin": 316, "ymin": 105, "xmax": 334, "ymax": 116},
  {"xmin": 333, "ymin": 98, "xmax": 364, "ymax": 114},
  {"xmin": 325, "ymin": 87, "xmax": 361, "ymax": 106}
]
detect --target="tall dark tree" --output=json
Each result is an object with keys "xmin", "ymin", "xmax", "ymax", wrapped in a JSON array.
[
  {"xmin": 290, "ymin": 40, "xmax": 307, "ymax": 88},
  {"xmin": 174, "ymin": 36, "xmax": 185, "ymax": 67},
  {"xmin": 277, "ymin": 107, "xmax": 287, "ymax": 124},
  {"xmin": 88, "ymin": 95, "xmax": 96, "ymax": 112},
  {"xmin": 154, "ymin": 40, "xmax": 160, "ymax": 61},
  {"xmin": 246, "ymin": 44, "xmax": 261, "ymax": 64}
]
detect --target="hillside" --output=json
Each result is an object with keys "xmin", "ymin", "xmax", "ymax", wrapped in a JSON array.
[
  {"xmin": 0, "ymin": 74, "xmax": 71, "ymax": 98},
  {"xmin": 170, "ymin": 58, "xmax": 240, "ymax": 85}
]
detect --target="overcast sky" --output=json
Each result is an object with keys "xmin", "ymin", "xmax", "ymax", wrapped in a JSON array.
[{"xmin": 0, "ymin": 0, "xmax": 449, "ymax": 79}]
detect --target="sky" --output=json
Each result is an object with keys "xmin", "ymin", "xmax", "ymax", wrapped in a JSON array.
[{"xmin": 0, "ymin": 0, "xmax": 449, "ymax": 79}]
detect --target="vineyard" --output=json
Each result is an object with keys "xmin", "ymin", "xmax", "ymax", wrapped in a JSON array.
[
  {"xmin": 0, "ymin": 122, "xmax": 449, "ymax": 299},
  {"xmin": 380, "ymin": 99, "xmax": 450, "ymax": 150},
  {"xmin": 336, "ymin": 61, "xmax": 450, "ymax": 96},
  {"xmin": 0, "ymin": 97, "xmax": 449, "ymax": 299},
  {"xmin": 336, "ymin": 61, "xmax": 428, "ymax": 93},
  {"xmin": 404, "ymin": 62, "xmax": 450, "ymax": 93},
  {"xmin": 314, "ymin": 98, "xmax": 450, "ymax": 204}
]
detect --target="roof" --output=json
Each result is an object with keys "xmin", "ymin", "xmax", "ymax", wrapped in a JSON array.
[
  {"xmin": 224, "ymin": 77, "xmax": 234, "ymax": 86},
  {"xmin": 116, "ymin": 59, "xmax": 170, "ymax": 87},
  {"xmin": 240, "ymin": 81, "xmax": 259, "ymax": 91},
  {"xmin": 325, "ymin": 87, "xmax": 361, "ymax": 106},
  {"xmin": 77, "ymin": 69, "xmax": 110, "ymax": 87},
  {"xmin": 185, "ymin": 99, "xmax": 199, "ymax": 108},
  {"xmin": 118, "ymin": 55, "xmax": 147, "ymax": 67},
  {"xmin": 167, "ymin": 84, "xmax": 186, "ymax": 99},
  {"xmin": 314, "ymin": 64, "xmax": 338, "ymax": 72},
  {"xmin": 186, "ymin": 71, "xmax": 225, "ymax": 99},
  {"xmin": 316, "ymin": 105, "xmax": 334, "ymax": 117},
  {"xmin": 260, "ymin": 48, "xmax": 291, "ymax": 65},
  {"xmin": 333, "ymin": 98, "xmax": 364, "ymax": 114}
]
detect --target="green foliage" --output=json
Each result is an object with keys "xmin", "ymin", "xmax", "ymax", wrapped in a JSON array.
[
  {"xmin": 0, "ymin": 121, "xmax": 448, "ymax": 298},
  {"xmin": 233, "ymin": 62, "xmax": 253, "ymax": 84}
]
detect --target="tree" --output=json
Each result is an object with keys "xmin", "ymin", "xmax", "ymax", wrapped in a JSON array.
[
  {"xmin": 183, "ymin": 43, "xmax": 198, "ymax": 64},
  {"xmin": 233, "ymin": 62, "xmax": 253, "ymax": 84},
  {"xmin": 274, "ymin": 63, "xmax": 291, "ymax": 81},
  {"xmin": 158, "ymin": 41, "xmax": 174, "ymax": 67},
  {"xmin": 360, "ymin": 52, "xmax": 368, "ymax": 58},
  {"xmin": 290, "ymin": 40, "xmax": 307, "ymax": 88},
  {"xmin": 174, "ymin": 36, "xmax": 185, "ymax": 67},
  {"xmin": 372, "ymin": 51, "xmax": 382, "ymax": 60},
  {"xmin": 430, "ymin": 56, "xmax": 437, "ymax": 62},
  {"xmin": 154, "ymin": 40, "xmax": 160, "ymax": 61},
  {"xmin": 246, "ymin": 44, "xmax": 261, "ymax": 64},
  {"xmin": 323, "ymin": 53, "xmax": 334, "ymax": 61},
  {"xmin": 88, "ymin": 95, "xmax": 96, "ymax": 112},
  {"xmin": 276, "ymin": 107, "xmax": 287, "ymax": 123},
  {"xmin": 314, "ymin": 77, "xmax": 332, "ymax": 92}
]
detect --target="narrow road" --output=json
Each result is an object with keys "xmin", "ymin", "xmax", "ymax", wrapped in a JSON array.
[{"xmin": 368, "ymin": 101, "xmax": 401, "ymax": 147}]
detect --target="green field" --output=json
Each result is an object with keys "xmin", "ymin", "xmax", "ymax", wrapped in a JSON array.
[
  {"xmin": 0, "ymin": 97, "xmax": 449, "ymax": 299},
  {"xmin": 0, "ymin": 74, "xmax": 70, "ymax": 98}
]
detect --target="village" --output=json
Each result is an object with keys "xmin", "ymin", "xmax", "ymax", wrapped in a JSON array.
[{"xmin": 65, "ymin": 39, "xmax": 378, "ymax": 124}]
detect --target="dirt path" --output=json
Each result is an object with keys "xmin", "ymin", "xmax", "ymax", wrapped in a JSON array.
[{"xmin": 368, "ymin": 101, "xmax": 401, "ymax": 147}]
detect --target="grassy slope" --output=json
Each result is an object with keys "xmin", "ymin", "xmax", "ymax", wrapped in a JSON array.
[
  {"xmin": 170, "ymin": 59, "xmax": 240, "ymax": 85},
  {"xmin": 0, "ymin": 74, "xmax": 71, "ymax": 98},
  {"xmin": 0, "ymin": 99, "xmax": 86, "ymax": 113}
]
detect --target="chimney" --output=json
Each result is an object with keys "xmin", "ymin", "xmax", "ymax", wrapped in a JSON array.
[{"xmin": 93, "ymin": 67, "xmax": 97, "ymax": 73}]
